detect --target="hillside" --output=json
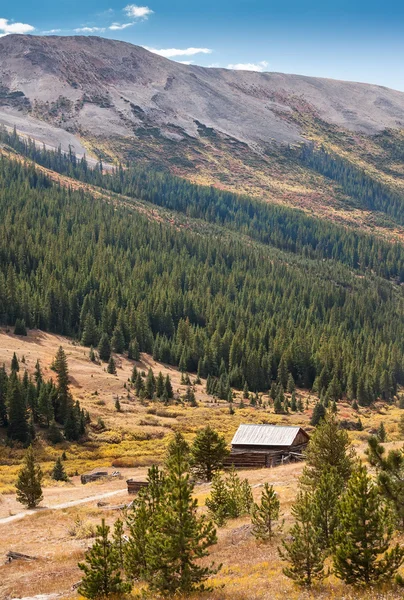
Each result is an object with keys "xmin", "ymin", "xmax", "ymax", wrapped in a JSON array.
[
  {"xmin": 1, "ymin": 328, "xmax": 403, "ymax": 600},
  {"xmin": 1, "ymin": 35, "xmax": 404, "ymax": 239}
]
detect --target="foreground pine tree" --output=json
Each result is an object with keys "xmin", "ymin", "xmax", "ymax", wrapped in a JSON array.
[
  {"xmin": 279, "ymin": 491, "xmax": 325, "ymax": 586},
  {"xmin": 367, "ymin": 435, "xmax": 404, "ymax": 528},
  {"xmin": 16, "ymin": 445, "xmax": 43, "ymax": 508},
  {"xmin": 251, "ymin": 483, "xmax": 281, "ymax": 541},
  {"xmin": 302, "ymin": 413, "xmax": 354, "ymax": 488},
  {"xmin": 190, "ymin": 425, "xmax": 228, "ymax": 481},
  {"xmin": 333, "ymin": 464, "xmax": 404, "ymax": 585},
  {"xmin": 311, "ymin": 467, "xmax": 342, "ymax": 550},
  {"xmin": 146, "ymin": 433, "xmax": 219, "ymax": 595},
  {"xmin": 79, "ymin": 518, "xmax": 131, "ymax": 599}
]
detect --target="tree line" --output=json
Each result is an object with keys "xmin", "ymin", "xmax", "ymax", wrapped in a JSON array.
[{"xmin": 0, "ymin": 152, "xmax": 404, "ymax": 401}]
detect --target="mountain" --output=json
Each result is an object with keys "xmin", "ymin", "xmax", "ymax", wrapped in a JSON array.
[
  {"xmin": 1, "ymin": 34, "xmax": 404, "ymax": 240},
  {"xmin": 1, "ymin": 34, "xmax": 404, "ymax": 149}
]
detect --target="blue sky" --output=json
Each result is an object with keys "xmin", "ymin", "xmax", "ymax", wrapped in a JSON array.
[{"xmin": 1, "ymin": 1, "xmax": 404, "ymax": 91}]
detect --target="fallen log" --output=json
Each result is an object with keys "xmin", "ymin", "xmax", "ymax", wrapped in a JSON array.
[{"xmin": 6, "ymin": 550, "xmax": 38, "ymax": 562}]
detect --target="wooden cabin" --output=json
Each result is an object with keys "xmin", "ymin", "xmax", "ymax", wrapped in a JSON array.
[
  {"xmin": 127, "ymin": 479, "xmax": 149, "ymax": 495},
  {"xmin": 224, "ymin": 424, "xmax": 309, "ymax": 468},
  {"xmin": 81, "ymin": 470, "xmax": 109, "ymax": 484}
]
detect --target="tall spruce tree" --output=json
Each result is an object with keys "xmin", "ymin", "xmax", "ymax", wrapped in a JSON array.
[
  {"xmin": 0, "ymin": 364, "xmax": 9, "ymax": 427},
  {"xmin": 190, "ymin": 425, "xmax": 228, "ymax": 481},
  {"xmin": 53, "ymin": 347, "xmax": 72, "ymax": 423},
  {"xmin": 7, "ymin": 372, "xmax": 29, "ymax": 444},
  {"xmin": 367, "ymin": 436, "xmax": 404, "ymax": 528},
  {"xmin": 16, "ymin": 445, "xmax": 43, "ymax": 508},
  {"xmin": 251, "ymin": 483, "xmax": 281, "ymax": 541},
  {"xmin": 78, "ymin": 519, "xmax": 131, "ymax": 599},
  {"xmin": 279, "ymin": 491, "xmax": 325, "ymax": 586},
  {"xmin": 333, "ymin": 464, "xmax": 404, "ymax": 585},
  {"xmin": 302, "ymin": 413, "xmax": 354, "ymax": 488},
  {"xmin": 52, "ymin": 456, "xmax": 68, "ymax": 481},
  {"xmin": 98, "ymin": 333, "xmax": 111, "ymax": 362},
  {"xmin": 145, "ymin": 433, "xmax": 219, "ymax": 595}
]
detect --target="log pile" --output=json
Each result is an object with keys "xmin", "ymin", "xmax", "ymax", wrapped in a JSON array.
[{"xmin": 126, "ymin": 479, "xmax": 149, "ymax": 495}]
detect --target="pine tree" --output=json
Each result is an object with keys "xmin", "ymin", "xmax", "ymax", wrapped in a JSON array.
[
  {"xmin": 52, "ymin": 456, "xmax": 68, "ymax": 481},
  {"xmin": 243, "ymin": 381, "xmax": 249, "ymax": 399},
  {"xmin": 134, "ymin": 372, "xmax": 144, "ymax": 396},
  {"xmin": 146, "ymin": 433, "xmax": 219, "ymax": 595},
  {"xmin": 107, "ymin": 356, "xmax": 117, "ymax": 375},
  {"xmin": 47, "ymin": 419, "xmax": 63, "ymax": 443},
  {"xmin": 190, "ymin": 425, "xmax": 228, "ymax": 481},
  {"xmin": 14, "ymin": 318, "xmax": 27, "ymax": 336},
  {"xmin": 16, "ymin": 445, "xmax": 43, "ymax": 508},
  {"xmin": 377, "ymin": 422, "xmax": 387, "ymax": 442},
  {"xmin": 128, "ymin": 338, "xmax": 140, "ymax": 361},
  {"xmin": 156, "ymin": 372, "xmax": 165, "ymax": 398},
  {"xmin": 290, "ymin": 390, "xmax": 297, "ymax": 411},
  {"xmin": 78, "ymin": 519, "xmax": 131, "ymax": 599},
  {"xmin": 145, "ymin": 368, "xmax": 155, "ymax": 399},
  {"xmin": 311, "ymin": 467, "xmax": 342, "ymax": 550},
  {"xmin": 367, "ymin": 436, "xmax": 404, "ymax": 528},
  {"xmin": 7, "ymin": 372, "xmax": 29, "ymax": 443},
  {"xmin": 310, "ymin": 402, "xmax": 326, "ymax": 426},
  {"xmin": 53, "ymin": 347, "xmax": 72, "ymax": 423},
  {"xmin": 11, "ymin": 352, "xmax": 19, "ymax": 372},
  {"xmin": 111, "ymin": 325, "xmax": 125, "ymax": 354},
  {"xmin": 165, "ymin": 374, "xmax": 173, "ymax": 399},
  {"xmin": 333, "ymin": 464, "xmax": 404, "ymax": 585},
  {"xmin": 279, "ymin": 491, "xmax": 325, "ymax": 586},
  {"xmin": 115, "ymin": 398, "xmax": 121, "ymax": 412},
  {"xmin": 0, "ymin": 364, "xmax": 8, "ymax": 427},
  {"xmin": 287, "ymin": 373, "xmax": 295, "ymax": 394},
  {"xmin": 302, "ymin": 413, "xmax": 354, "ymax": 489},
  {"xmin": 131, "ymin": 364, "xmax": 138, "ymax": 383},
  {"xmin": 98, "ymin": 333, "xmax": 111, "ymax": 362},
  {"xmin": 81, "ymin": 313, "xmax": 99, "ymax": 347},
  {"xmin": 251, "ymin": 483, "xmax": 281, "ymax": 541}
]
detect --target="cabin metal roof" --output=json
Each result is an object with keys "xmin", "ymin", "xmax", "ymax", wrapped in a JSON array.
[{"xmin": 231, "ymin": 424, "xmax": 306, "ymax": 447}]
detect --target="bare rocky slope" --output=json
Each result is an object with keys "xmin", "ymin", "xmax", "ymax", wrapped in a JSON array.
[{"xmin": 1, "ymin": 34, "xmax": 404, "ymax": 154}]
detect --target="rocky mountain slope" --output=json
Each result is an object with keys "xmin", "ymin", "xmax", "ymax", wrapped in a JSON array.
[{"xmin": 1, "ymin": 34, "xmax": 404, "ymax": 152}]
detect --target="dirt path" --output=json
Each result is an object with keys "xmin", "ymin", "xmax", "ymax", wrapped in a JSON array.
[{"xmin": 0, "ymin": 488, "xmax": 127, "ymax": 526}]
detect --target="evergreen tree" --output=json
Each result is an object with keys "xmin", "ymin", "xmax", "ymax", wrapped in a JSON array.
[
  {"xmin": 111, "ymin": 325, "xmax": 125, "ymax": 354},
  {"xmin": 98, "ymin": 333, "xmax": 111, "ymax": 362},
  {"xmin": 131, "ymin": 364, "xmax": 138, "ymax": 383},
  {"xmin": 47, "ymin": 419, "xmax": 64, "ymax": 443},
  {"xmin": 81, "ymin": 313, "xmax": 99, "ymax": 347},
  {"xmin": 53, "ymin": 347, "xmax": 72, "ymax": 423},
  {"xmin": 134, "ymin": 372, "xmax": 144, "ymax": 396},
  {"xmin": 251, "ymin": 483, "xmax": 281, "ymax": 541},
  {"xmin": 11, "ymin": 352, "xmax": 19, "ymax": 372},
  {"xmin": 279, "ymin": 491, "xmax": 325, "ymax": 586},
  {"xmin": 302, "ymin": 414, "xmax": 354, "ymax": 489},
  {"xmin": 0, "ymin": 364, "xmax": 8, "ymax": 427},
  {"xmin": 107, "ymin": 356, "xmax": 117, "ymax": 375},
  {"xmin": 287, "ymin": 373, "xmax": 296, "ymax": 394},
  {"xmin": 115, "ymin": 398, "xmax": 121, "ymax": 412},
  {"xmin": 14, "ymin": 318, "xmax": 27, "ymax": 336},
  {"xmin": 206, "ymin": 468, "xmax": 252, "ymax": 525},
  {"xmin": 165, "ymin": 374, "xmax": 173, "ymax": 399},
  {"xmin": 16, "ymin": 445, "xmax": 43, "ymax": 508},
  {"xmin": 78, "ymin": 519, "xmax": 131, "ymax": 599},
  {"xmin": 367, "ymin": 436, "xmax": 404, "ymax": 528},
  {"xmin": 377, "ymin": 422, "xmax": 387, "ymax": 442},
  {"xmin": 145, "ymin": 433, "xmax": 219, "ymax": 595},
  {"xmin": 128, "ymin": 338, "xmax": 140, "ymax": 361},
  {"xmin": 145, "ymin": 368, "xmax": 155, "ymax": 399},
  {"xmin": 333, "ymin": 464, "xmax": 404, "ymax": 585},
  {"xmin": 190, "ymin": 426, "xmax": 228, "ymax": 481},
  {"xmin": 7, "ymin": 372, "xmax": 29, "ymax": 443},
  {"xmin": 310, "ymin": 402, "xmax": 326, "ymax": 426},
  {"xmin": 156, "ymin": 372, "xmax": 165, "ymax": 398},
  {"xmin": 311, "ymin": 468, "xmax": 342, "ymax": 550},
  {"xmin": 52, "ymin": 456, "xmax": 68, "ymax": 481}
]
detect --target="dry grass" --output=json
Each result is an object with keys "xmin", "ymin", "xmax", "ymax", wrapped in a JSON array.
[{"xmin": 1, "ymin": 329, "xmax": 404, "ymax": 598}]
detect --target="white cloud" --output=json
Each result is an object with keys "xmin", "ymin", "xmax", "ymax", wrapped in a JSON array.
[
  {"xmin": 227, "ymin": 60, "xmax": 269, "ymax": 72},
  {"xmin": 0, "ymin": 18, "xmax": 35, "ymax": 36},
  {"xmin": 109, "ymin": 22, "xmax": 134, "ymax": 30},
  {"xmin": 42, "ymin": 29, "xmax": 62, "ymax": 34},
  {"xmin": 144, "ymin": 46, "xmax": 212, "ymax": 58},
  {"xmin": 178, "ymin": 60, "xmax": 193, "ymax": 65},
  {"xmin": 124, "ymin": 5, "xmax": 153, "ymax": 19},
  {"xmin": 74, "ymin": 26, "xmax": 106, "ymax": 33}
]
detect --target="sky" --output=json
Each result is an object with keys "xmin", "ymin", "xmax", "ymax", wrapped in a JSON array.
[{"xmin": 1, "ymin": 1, "xmax": 404, "ymax": 91}]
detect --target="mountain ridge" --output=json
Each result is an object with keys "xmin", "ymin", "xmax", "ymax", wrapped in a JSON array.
[{"xmin": 1, "ymin": 34, "xmax": 404, "ymax": 153}]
